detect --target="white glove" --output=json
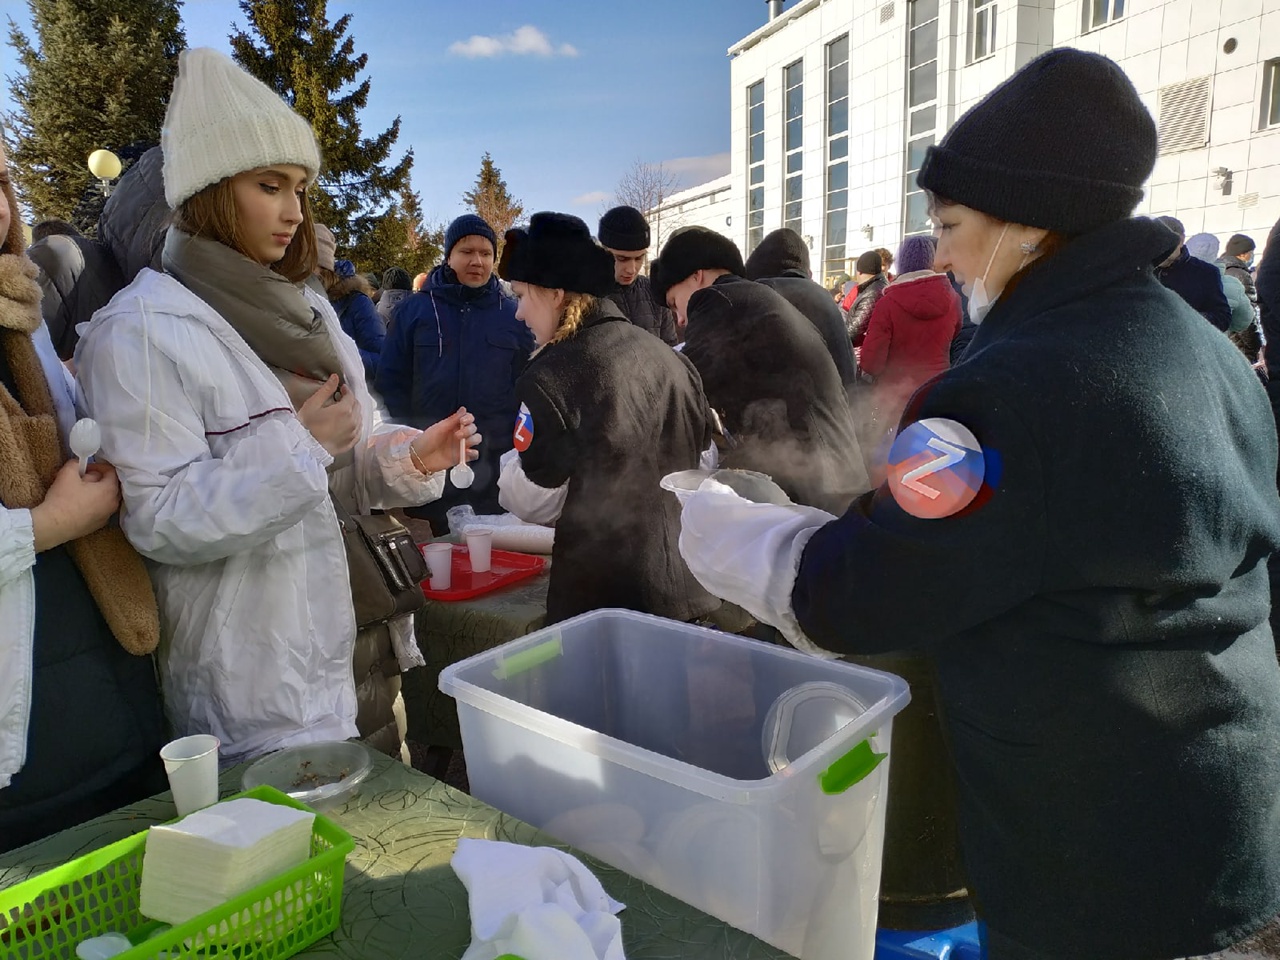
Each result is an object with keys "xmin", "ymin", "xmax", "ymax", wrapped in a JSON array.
[{"xmin": 678, "ymin": 477, "xmax": 838, "ymax": 657}]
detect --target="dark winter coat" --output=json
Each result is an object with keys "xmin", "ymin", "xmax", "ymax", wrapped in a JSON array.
[
  {"xmin": 25, "ymin": 146, "xmax": 168, "ymax": 360},
  {"xmin": 683, "ymin": 275, "xmax": 868, "ymax": 514},
  {"xmin": 27, "ymin": 236, "xmax": 123, "ymax": 360},
  {"xmin": 375, "ymin": 266, "xmax": 532, "ymax": 529},
  {"xmin": 605, "ymin": 274, "xmax": 678, "ymax": 345},
  {"xmin": 333, "ymin": 291, "xmax": 385, "ymax": 383},
  {"xmin": 1220, "ymin": 254, "xmax": 1258, "ymax": 305},
  {"xmin": 1157, "ymin": 246, "xmax": 1232, "ymax": 331},
  {"xmin": 756, "ymin": 269, "xmax": 858, "ymax": 387},
  {"xmin": 844, "ymin": 273, "xmax": 888, "ymax": 346},
  {"xmin": 859, "ymin": 270, "xmax": 961, "ymax": 393},
  {"xmin": 793, "ymin": 216, "xmax": 1280, "ymax": 959},
  {"xmin": 515, "ymin": 300, "xmax": 717, "ymax": 625},
  {"xmin": 1257, "ymin": 217, "xmax": 1280, "ymax": 653}
]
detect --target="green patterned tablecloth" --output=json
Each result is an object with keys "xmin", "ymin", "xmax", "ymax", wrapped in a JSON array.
[
  {"xmin": 404, "ymin": 564, "xmax": 552, "ymax": 751},
  {"xmin": 0, "ymin": 752, "xmax": 794, "ymax": 959}
]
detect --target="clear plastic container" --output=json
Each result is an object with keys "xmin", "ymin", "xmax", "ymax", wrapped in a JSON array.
[{"xmin": 439, "ymin": 609, "xmax": 911, "ymax": 960}]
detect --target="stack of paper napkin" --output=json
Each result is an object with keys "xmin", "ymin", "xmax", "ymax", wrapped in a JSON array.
[{"xmin": 139, "ymin": 798, "xmax": 315, "ymax": 924}]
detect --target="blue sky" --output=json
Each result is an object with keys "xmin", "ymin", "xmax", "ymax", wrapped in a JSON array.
[{"xmin": 1, "ymin": 0, "xmax": 779, "ymax": 228}]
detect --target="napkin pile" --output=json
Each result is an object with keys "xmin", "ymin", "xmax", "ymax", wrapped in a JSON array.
[
  {"xmin": 452, "ymin": 838, "xmax": 626, "ymax": 960},
  {"xmin": 139, "ymin": 798, "xmax": 315, "ymax": 924}
]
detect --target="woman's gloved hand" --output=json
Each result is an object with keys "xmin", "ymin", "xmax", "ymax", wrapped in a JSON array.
[{"xmin": 678, "ymin": 477, "xmax": 838, "ymax": 657}]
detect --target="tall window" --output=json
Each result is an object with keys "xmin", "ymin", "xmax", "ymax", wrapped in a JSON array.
[
  {"xmin": 823, "ymin": 36, "xmax": 849, "ymax": 283},
  {"xmin": 969, "ymin": 0, "xmax": 997, "ymax": 63},
  {"xmin": 1263, "ymin": 59, "xmax": 1280, "ymax": 130},
  {"xmin": 1085, "ymin": 0, "xmax": 1125, "ymax": 31},
  {"xmin": 903, "ymin": 0, "xmax": 939, "ymax": 235},
  {"xmin": 747, "ymin": 80, "xmax": 765, "ymax": 253},
  {"xmin": 783, "ymin": 60, "xmax": 804, "ymax": 234}
]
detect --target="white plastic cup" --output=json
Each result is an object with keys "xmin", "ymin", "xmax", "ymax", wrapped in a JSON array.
[
  {"xmin": 159, "ymin": 734, "xmax": 220, "ymax": 818},
  {"xmin": 423, "ymin": 542, "xmax": 453, "ymax": 590},
  {"xmin": 466, "ymin": 528, "xmax": 494, "ymax": 573}
]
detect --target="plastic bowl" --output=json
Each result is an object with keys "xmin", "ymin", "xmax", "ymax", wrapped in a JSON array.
[
  {"xmin": 660, "ymin": 470, "xmax": 712, "ymax": 506},
  {"xmin": 241, "ymin": 740, "xmax": 374, "ymax": 810}
]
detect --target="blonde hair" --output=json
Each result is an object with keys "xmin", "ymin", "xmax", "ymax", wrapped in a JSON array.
[
  {"xmin": 551, "ymin": 292, "xmax": 597, "ymax": 345},
  {"xmin": 172, "ymin": 176, "xmax": 318, "ymax": 283}
]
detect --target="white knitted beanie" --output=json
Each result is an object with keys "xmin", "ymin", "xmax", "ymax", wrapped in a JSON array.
[{"xmin": 161, "ymin": 47, "xmax": 322, "ymax": 208}]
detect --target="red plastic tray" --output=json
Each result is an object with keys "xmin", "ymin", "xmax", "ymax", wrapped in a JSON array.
[{"xmin": 419, "ymin": 543, "xmax": 547, "ymax": 601}]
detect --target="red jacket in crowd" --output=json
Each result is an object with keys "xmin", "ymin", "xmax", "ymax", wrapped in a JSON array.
[{"xmin": 859, "ymin": 270, "xmax": 961, "ymax": 396}]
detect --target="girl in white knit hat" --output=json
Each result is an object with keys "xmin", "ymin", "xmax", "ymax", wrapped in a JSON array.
[{"xmin": 74, "ymin": 48, "xmax": 480, "ymax": 764}]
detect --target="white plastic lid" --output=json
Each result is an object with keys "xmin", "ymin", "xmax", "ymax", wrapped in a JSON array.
[{"xmin": 762, "ymin": 681, "xmax": 869, "ymax": 774}]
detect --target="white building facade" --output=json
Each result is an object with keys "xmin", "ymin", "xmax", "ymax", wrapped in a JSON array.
[
  {"xmin": 727, "ymin": 0, "xmax": 1280, "ymax": 284},
  {"xmin": 644, "ymin": 174, "xmax": 734, "ymax": 262}
]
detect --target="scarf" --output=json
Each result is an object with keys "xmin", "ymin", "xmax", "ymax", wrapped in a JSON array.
[
  {"xmin": 162, "ymin": 228, "xmax": 353, "ymax": 473},
  {"xmin": 0, "ymin": 254, "xmax": 158, "ymax": 655},
  {"xmin": 162, "ymin": 228, "xmax": 344, "ymax": 409}
]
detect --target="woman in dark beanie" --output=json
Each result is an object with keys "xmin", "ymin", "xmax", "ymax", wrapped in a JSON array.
[
  {"xmin": 676, "ymin": 49, "xmax": 1280, "ymax": 959},
  {"xmin": 497, "ymin": 212, "xmax": 717, "ymax": 625}
]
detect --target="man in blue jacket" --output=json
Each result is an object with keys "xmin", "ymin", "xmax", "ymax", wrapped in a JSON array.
[
  {"xmin": 1154, "ymin": 216, "xmax": 1232, "ymax": 331},
  {"xmin": 376, "ymin": 214, "xmax": 533, "ymax": 532}
]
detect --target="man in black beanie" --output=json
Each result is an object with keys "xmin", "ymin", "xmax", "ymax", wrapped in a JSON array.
[
  {"xmin": 651, "ymin": 226, "xmax": 868, "ymax": 513},
  {"xmin": 744, "ymin": 228, "xmax": 857, "ymax": 387},
  {"xmin": 598, "ymin": 205, "xmax": 677, "ymax": 345},
  {"xmin": 1219, "ymin": 232, "xmax": 1258, "ymax": 306},
  {"xmin": 1154, "ymin": 216, "xmax": 1232, "ymax": 331},
  {"xmin": 844, "ymin": 249, "xmax": 888, "ymax": 346}
]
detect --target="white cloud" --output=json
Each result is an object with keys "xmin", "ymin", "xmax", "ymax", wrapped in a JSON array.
[
  {"xmin": 571, "ymin": 190, "xmax": 611, "ymax": 207},
  {"xmin": 664, "ymin": 152, "xmax": 732, "ymax": 188},
  {"xmin": 449, "ymin": 25, "xmax": 578, "ymax": 59}
]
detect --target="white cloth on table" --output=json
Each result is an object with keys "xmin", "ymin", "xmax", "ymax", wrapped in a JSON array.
[{"xmin": 452, "ymin": 838, "xmax": 626, "ymax": 960}]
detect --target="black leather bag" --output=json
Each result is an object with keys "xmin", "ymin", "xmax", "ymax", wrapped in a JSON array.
[{"xmin": 331, "ymin": 494, "xmax": 428, "ymax": 627}]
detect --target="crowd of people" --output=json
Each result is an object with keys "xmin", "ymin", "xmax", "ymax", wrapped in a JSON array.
[{"xmin": 2, "ymin": 41, "xmax": 1280, "ymax": 960}]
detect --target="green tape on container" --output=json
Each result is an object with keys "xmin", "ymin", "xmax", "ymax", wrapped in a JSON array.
[
  {"xmin": 493, "ymin": 636, "xmax": 563, "ymax": 680},
  {"xmin": 818, "ymin": 739, "xmax": 887, "ymax": 795}
]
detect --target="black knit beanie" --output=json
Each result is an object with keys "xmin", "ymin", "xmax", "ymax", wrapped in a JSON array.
[
  {"xmin": 650, "ymin": 226, "xmax": 746, "ymax": 305},
  {"xmin": 445, "ymin": 213, "xmax": 497, "ymax": 258},
  {"xmin": 598, "ymin": 205, "xmax": 650, "ymax": 251},
  {"xmin": 917, "ymin": 49, "xmax": 1156, "ymax": 235},
  {"xmin": 744, "ymin": 228, "xmax": 810, "ymax": 280},
  {"xmin": 498, "ymin": 212, "xmax": 616, "ymax": 297},
  {"xmin": 382, "ymin": 266, "xmax": 412, "ymax": 291},
  {"xmin": 1224, "ymin": 233, "xmax": 1256, "ymax": 257},
  {"xmin": 855, "ymin": 250, "xmax": 883, "ymax": 276}
]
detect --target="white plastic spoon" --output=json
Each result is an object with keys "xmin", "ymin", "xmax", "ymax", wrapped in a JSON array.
[
  {"xmin": 450, "ymin": 435, "xmax": 474, "ymax": 489},
  {"xmin": 69, "ymin": 418, "xmax": 102, "ymax": 477}
]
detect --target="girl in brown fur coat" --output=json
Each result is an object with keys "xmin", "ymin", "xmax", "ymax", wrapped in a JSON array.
[{"xmin": 0, "ymin": 141, "xmax": 166, "ymax": 853}]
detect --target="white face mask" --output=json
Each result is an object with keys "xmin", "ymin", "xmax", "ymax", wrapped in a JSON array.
[{"xmin": 967, "ymin": 223, "xmax": 1011, "ymax": 325}]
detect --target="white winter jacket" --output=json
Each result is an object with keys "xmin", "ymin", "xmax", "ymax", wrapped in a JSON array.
[
  {"xmin": 74, "ymin": 270, "xmax": 441, "ymax": 763},
  {"xmin": 0, "ymin": 323, "xmax": 80, "ymax": 788}
]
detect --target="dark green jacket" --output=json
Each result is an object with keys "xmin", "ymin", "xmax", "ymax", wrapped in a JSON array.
[{"xmin": 794, "ymin": 217, "xmax": 1280, "ymax": 959}]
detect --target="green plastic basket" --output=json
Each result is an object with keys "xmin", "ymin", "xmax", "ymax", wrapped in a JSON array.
[{"xmin": 0, "ymin": 785, "xmax": 354, "ymax": 960}]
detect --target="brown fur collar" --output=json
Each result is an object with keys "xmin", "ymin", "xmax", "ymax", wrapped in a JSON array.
[{"xmin": 0, "ymin": 253, "xmax": 159, "ymax": 655}]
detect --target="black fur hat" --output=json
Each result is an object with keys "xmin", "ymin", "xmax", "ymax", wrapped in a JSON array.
[
  {"xmin": 649, "ymin": 226, "xmax": 746, "ymax": 305},
  {"xmin": 498, "ymin": 212, "xmax": 616, "ymax": 297}
]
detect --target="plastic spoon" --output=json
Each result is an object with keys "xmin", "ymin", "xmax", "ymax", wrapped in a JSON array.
[
  {"xmin": 450, "ymin": 435, "xmax": 474, "ymax": 489},
  {"xmin": 69, "ymin": 418, "xmax": 102, "ymax": 477}
]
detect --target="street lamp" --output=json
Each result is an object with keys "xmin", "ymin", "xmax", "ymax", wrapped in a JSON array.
[{"xmin": 87, "ymin": 148, "xmax": 122, "ymax": 197}]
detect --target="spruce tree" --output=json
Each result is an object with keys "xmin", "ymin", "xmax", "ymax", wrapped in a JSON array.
[
  {"xmin": 4, "ymin": 0, "xmax": 184, "ymax": 221},
  {"xmin": 230, "ymin": 0, "xmax": 414, "ymax": 267},
  {"xmin": 463, "ymin": 152, "xmax": 524, "ymax": 252},
  {"xmin": 356, "ymin": 184, "xmax": 442, "ymax": 277}
]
